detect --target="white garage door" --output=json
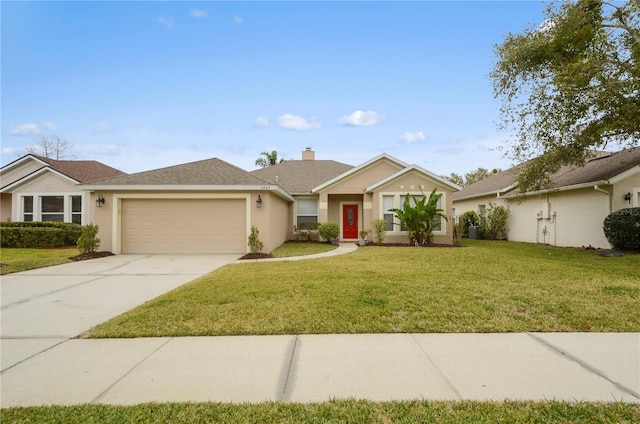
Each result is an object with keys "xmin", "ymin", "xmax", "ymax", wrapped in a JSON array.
[{"xmin": 121, "ymin": 198, "xmax": 246, "ymax": 254}]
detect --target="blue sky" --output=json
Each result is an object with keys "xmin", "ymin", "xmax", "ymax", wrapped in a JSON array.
[{"xmin": 2, "ymin": 1, "xmax": 547, "ymax": 176}]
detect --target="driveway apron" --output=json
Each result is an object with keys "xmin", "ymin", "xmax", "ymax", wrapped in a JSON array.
[{"xmin": 1, "ymin": 254, "xmax": 239, "ymax": 370}]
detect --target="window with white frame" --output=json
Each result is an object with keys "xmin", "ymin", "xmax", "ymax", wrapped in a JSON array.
[
  {"xmin": 382, "ymin": 195, "xmax": 395, "ymax": 231},
  {"xmin": 71, "ymin": 195, "xmax": 82, "ymax": 224},
  {"xmin": 23, "ymin": 196, "xmax": 34, "ymax": 222},
  {"xmin": 20, "ymin": 194, "xmax": 83, "ymax": 223},
  {"xmin": 296, "ymin": 198, "xmax": 318, "ymax": 226}
]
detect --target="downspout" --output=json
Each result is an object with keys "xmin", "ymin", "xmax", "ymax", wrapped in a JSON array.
[{"xmin": 593, "ymin": 185, "xmax": 612, "ymax": 214}]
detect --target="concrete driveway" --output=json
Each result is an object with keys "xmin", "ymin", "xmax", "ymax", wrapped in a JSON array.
[{"xmin": 1, "ymin": 254, "xmax": 239, "ymax": 370}]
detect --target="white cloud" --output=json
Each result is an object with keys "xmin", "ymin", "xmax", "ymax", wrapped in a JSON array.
[
  {"xmin": 338, "ymin": 110, "xmax": 384, "ymax": 127},
  {"xmin": 234, "ymin": 15, "xmax": 243, "ymax": 24},
  {"xmin": 1, "ymin": 146, "xmax": 21, "ymax": 155},
  {"xmin": 157, "ymin": 16, "xmax": 174, "ymax": 28},
  {"xmin": 93, "ymin": 122, "xmax": 112, "ymax": 134},
  {"xmin": 254, "ymin": 117, "xmax": 270, "ymax": 128},
  {"xmin": 9, "ymin": 122, "xmax": 57, "ymax": 136},
  {"xmin": 399, "ymin": 131, "xmax": 425, "ymax": 144},
  {"xmin": 278, "ymin": 114, "xmax": 321, "ymax": 131},
  {"xmin": 190, "ymin": 10, "xmax": 207, "ymax": 18}
]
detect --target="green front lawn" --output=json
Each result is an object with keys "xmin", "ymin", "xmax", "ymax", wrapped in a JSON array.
[
  {"xmin": 3, "ymin": 400, "xmax": 638, "ymax": 423},
  {"xmin": 89, "ymin": 240, "xmax": 640, "ymax": 337},
  {"xmin": 271, "ymin": 241, "xmax": 337, "ymax": 258},
  {"xmin": 0, "ymin": 247, "xmax": 77, "ymax": 275}
]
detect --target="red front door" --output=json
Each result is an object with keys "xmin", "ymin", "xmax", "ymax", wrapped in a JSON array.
[{"xmin": 342, "ymin": 204, "xmax": 358, "ymax": 239}]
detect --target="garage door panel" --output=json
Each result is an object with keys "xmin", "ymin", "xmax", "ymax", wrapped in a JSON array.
[{"xmin": 121, "ymin": 199, "xmax": 246, "ymax": 254}]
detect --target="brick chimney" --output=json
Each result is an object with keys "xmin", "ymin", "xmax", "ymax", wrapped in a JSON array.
[{"xmin": 302, "ymin": 147, "xmax": 315, "ymax": 160}]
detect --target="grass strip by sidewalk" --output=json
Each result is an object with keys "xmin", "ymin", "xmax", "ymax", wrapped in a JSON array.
[
  {"xmin": 2, "ymin": 400, "xmax": 638, "ymax": 423},
  {"xmin": 89, "ymin": 240, "xmax": 640, "ymax": 337},
  {"xmin": 0, "ymin": 247, "xmax": 76, "ymax": 275}
]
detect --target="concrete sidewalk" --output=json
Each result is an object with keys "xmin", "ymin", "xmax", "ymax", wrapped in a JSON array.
[
  {"xmin": 1, "ymin": 333, "xmax": 638, "ymax": 407},
  {"xmin": 233, "ymin": 243, "xmax": 358, "ymax": 263}
]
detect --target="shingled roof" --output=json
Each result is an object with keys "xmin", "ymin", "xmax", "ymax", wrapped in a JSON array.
[
  {"xmin": 84, "ymin": 157, "xmax": 273, "ymax": 186},
  {"xmin": 453, "ymin": 147, "xmax": 640, "ymax": 200},
  {"xmin": 250, "ymin": 160, "xmax": 354, "ymax": 194},
  {"xmin": 33, "ymin": 155, "xmax": 126, "ymax": 182}
]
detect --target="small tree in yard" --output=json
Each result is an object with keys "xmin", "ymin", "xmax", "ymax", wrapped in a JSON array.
[
  {"xmin": 248, "ymin": 225, "xmax": 264, "ymax": 253},
  {"xmin": 77, "ymin": 224, "xmax": 100, "ymax": 254},
  {"xmin": 479, "ymin": 202, "xmax": 510, "ymax": 240},
  {"xmin": 371, "ymin": 219, "xmax": 387, "ymax": 246}
]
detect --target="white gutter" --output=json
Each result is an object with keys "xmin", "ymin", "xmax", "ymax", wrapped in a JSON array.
[{"xmin": 79, "ymin": 184, "xmax": 295, "ymax": 202}]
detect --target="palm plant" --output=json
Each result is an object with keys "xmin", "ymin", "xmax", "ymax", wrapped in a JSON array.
[
  {"xmin": 391, "ymin": 188, "xmax": 448, "ymax": 245},
  {"xmin": 255, "ymin": 150, "xmax": 285, "ymax": 168}
]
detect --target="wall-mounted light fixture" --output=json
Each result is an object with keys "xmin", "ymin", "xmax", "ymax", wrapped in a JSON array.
[
  {"xmin": 96, "ymin": 194, "xmax": 105, "ymax": 208},
  {"xmin": 624, "ymin": 192, "xmax": 632, "ymax": 204},
  {"xmin": 256, "ymin": 194, "xmax": 262, "ymax": 208}
]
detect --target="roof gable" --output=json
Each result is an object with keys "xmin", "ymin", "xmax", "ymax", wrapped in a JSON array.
[
  {"xmin": 366, "ymin": 165, "xmax": 461, "ymax": 192},
  {"xmin": 312, "ymin": 153, "xmax": 407, "ymax": 193},
  {"xmin": 1, "ymin": 154, "xmax": 126, "ymax": 191}
]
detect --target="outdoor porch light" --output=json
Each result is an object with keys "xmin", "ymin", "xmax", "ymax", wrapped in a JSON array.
[
  {"xmin": 624, "ymin": 192, "xmax": 632, "ymax": 204},
  {"xmin": 96, "ymin": 194, "xmax": 105, "ymax": 208},
  {"xmin": 256, "ymin": 194, "xmax": 262, "ymax": 208}
]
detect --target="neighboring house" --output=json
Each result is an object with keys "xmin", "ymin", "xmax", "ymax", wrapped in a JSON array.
[
  {"xmin": 81, "ymin": 148, "xmax": 460, "ymax": 254},
  {"xmin": 0, "ymin": 154, "xmax": 125, "ymax": 225},
  {"xmin": 452, "ymin": 147, "xmax": 640, "ymax": 249}
]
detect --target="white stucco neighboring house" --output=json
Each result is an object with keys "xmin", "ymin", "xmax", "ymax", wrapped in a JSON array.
[{"xmin": 452, "ymin": 147, "xmax": 640, "ymax": 249}]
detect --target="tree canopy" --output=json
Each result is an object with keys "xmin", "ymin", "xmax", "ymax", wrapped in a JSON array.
[
  {"xmin": 26, "ymin": 136, "xmax": 75, "ymax": 160},
  {"xmin": 446, "ymin": 167, "xmax": 502, "ymax": 187},
  {"xmin": 491, "ymin": 0, "xmax": 639, "ymax": 192},
  {"xmin": 255, "ymin": 150, "xmax": 286, "ymax": 168}
]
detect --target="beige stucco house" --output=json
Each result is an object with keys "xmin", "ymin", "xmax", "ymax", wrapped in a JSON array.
[
  {"xmin": 0, "ymin": 154, "xmax": 125, "ymax": 225},
  {"xmin": 452, "ymin": 147, "xmax": 640, "ymax": 249},
  {"xmin": 81, "ymin": 149, "xmax": 460, "ymax": 254}
]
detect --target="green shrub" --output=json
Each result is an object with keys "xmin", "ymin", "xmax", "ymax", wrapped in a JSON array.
[
  {"xmin": 247, "ymin": 225, "xmax": 264, "ymax": 253},
  {"xmin": 478, "ymin": 202, "xmax": 510, "ymax": 240},
  {"xmin": 603, "ymin": 208, "xmax": 640, "ymax": 251},
  {"xmin": 294, "ymin": 221, "xmax": 321, "ymax": 241},
  {"xmin": 371, "ymin": 219, "xmax": 387, "ymax": 246},
  {"xmin": 460, "ymin": 211, "xmax": 480, "ymax": 236},
  {"xmin": 0, "ymin": 227, "xmax": 67, "ymax": 248},
  {"xmin": 77, "ymin": 224, "xmax": 100, "ymax": 254},
  {"xmin": 0, "ymin": 221, "xmax": 81, "ymax": 245},
  {"xmin": 318, "ymin": 221, "xmax": 340, "ymax": 241}
]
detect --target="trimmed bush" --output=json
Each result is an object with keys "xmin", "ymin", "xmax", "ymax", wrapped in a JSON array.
[
  {"xmin": 0, "ymin": 227, "xmax": 67, "ymax": 248},
  {"xmin": 0, "ymin": 221, "xmax": 82, "ymax": 246},
  {"xmin": 77, "ymin": 224, "xmax": 101, "ymax": 254},
  {"xmin": 294, "ymin": 221, "xmax": 321, "ymax": 241},
  {"xmin": 318, "ymin": 221, "xmax": 340, "ymax": 241},
  {"xmin": 603, "ymin": 208, "xmax": 640, "ymax": 251}
]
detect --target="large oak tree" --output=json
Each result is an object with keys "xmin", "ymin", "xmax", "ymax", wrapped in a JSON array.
[{"xmin": 491, "ymin": 0, "xmax": 639, "ymax": 192}]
